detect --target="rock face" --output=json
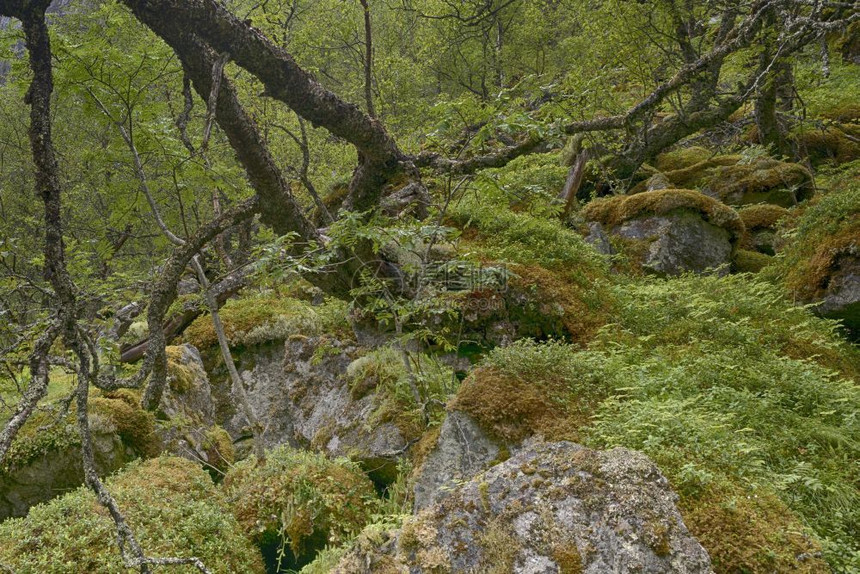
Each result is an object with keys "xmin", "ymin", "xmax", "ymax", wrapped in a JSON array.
[
  {"xmin": 337, "ymin": 441, "xmax": 713, "ymax": 574},
  {"xmin": 159, "ymin": 344, "xmax": 221, "ymax": 466},
  {"xmin": 815, "ymin": 251, "xmax": 860, "ymax": 337},
  {"xmin": 412, "ymin": 410, "xmax": 502, "ymax": 511},
  {"xmin": 226, "ymin": 336, "xmax": 411, "ymax": 484},
  {"xmin": 0, "ymin": 415, "xmax": 132, "ymax": 520},
  {"xmin": 610, "ymin": 212, "xmax": 733, "ymax": 276}
]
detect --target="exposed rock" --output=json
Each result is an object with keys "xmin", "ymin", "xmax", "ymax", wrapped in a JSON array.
[
  {"xmin": 814, "ymin": 250, "xmax": 860, "ymax": 337},
  {"xmin": 583, "ymin": 222, "xmax": 614, "ymax": 256},
  {"xmin": 583, "ymin": 190, "xmax": 741, "ymax": 276},
  {"xmin": 0, "ymin": 413, "xmax": 132, "ymax": 520},
  {"xmin": 226, "ymin": 336, "xmax": 411, "ymax": 484},
  {"xmin": 412, "ymin": 410, "xmax": 502, "ymax": 511},
  {"xmin": 337, "ymin": 442, "xmax": 713, "ymax": 574},
  {"xmin": 615, "ymin": 212, "xmax": 733, "ymax": 276},
  {"xmin": 157, "ymin": 344, "xmax": 226, "ymax": 469}
]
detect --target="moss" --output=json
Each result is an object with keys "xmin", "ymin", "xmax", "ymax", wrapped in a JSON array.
[
  {"xmin": 165, "ymin": 345, "xmax": 196, "ymax": 394},
  {"xmin": 659, "ymin": 155, "xmax": 741, "ymax": 188},
  {"xmin": 796, "ymin": 124, "xmax": 860, "ymax": 166},
  {"xmin": 705, "ymin": 159, "xmax": 815, "ymax": 207},
  {"xmin": 411, "ymin": 425, "xmax": 442, "ymax": 472},
  {"xmin": 184, "ymin": 295, "xmax": 347, "ymax": 350},
  {"xmin": 737, "ymin": 204, "xmax": 790, "ymax": 231},
  {"xmin": 553, "ymin": 544, "xmax": 583, "ymax": 574},
  {"xmin": 732, "ymin": 249, "xmax": 773, "ymax": 273},
  {"xmin": 680, "ymin": 485, "xmax": 829, "ymax": 574},
  {"xmin": 202, "ymin": 425, "xmax": 235, "ymax": 475},
  {"xmin": 654, "ymin": 146, "xmax": 714, "ymax": 172},
  {"xmin": 0, "ymin": 457, "xmax": 265, "ymax": 573},
  {"xmin": 90, "ymin": 395, "xmax": 161, "ymax": 458},
  {"xmin": 224, "ymin": 446, "xmax": 377, "ymax": 569},
  {"xmin": 2, "ymin": 392, "xmax": 159, "ymax": 474},
  {"xmin": 477, "ymin": 519, "xmax": 519, "ymax": 574},
  {"xmin": 451, "ymin": 363, "xmax": 597, "ymax": 444},
  {"xmin": 582, "ymin": 189, "xmax": 745, "ymax": 241}
]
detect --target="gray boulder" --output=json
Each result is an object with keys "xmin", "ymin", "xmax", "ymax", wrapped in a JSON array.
[
  {"xmin": 815, "ymin": 250, "xmax": 860, "ymax": 338},
  {"xmin": 613, "ymin": 212, "xmax": 733, "ymax": 276},
  {"xmin": 158, "ymin": 344, "xmax": 223, "ymax": 466},
  {"xmin": 0, "ymin": 412, "xmax": 132, "ymax": 520},
  {"xmin": 337, "ymin": 442, "xmax": 713, "ymax": 573}
]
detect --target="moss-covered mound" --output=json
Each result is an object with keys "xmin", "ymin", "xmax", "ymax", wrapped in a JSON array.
[
  {"xmin": 737, "ymin": 203, "xmax": 790, "ymax": 232},
  {"xmin": 767, "ymin": 161, "xmax": 860, "ymax": 333},
  {"xmin": 0, "ymin": 457, "xmax": 265, "ymax": 573},
  {"xmin": 731, "ymin": 248, "xmax": 773, "ymax": 273},
  {"xmin": 654, "ymin": 155, "xmax": 815, "ymax": 207},
  {"xmin": 224, "ymin": 446, "xmax": 378, "ymax": 572},
  {"xmin": 654, "ymin": 146, "xmax": 716, "ymax": 172},
  {"xmin": 583, "ymin": 189, "xmax": 745, "ymax": 241},
  {"xmin": 796, "ymin": 124, "xmax": 860, "ymax": 166},
  {"xmin": 448, "ymin": 201, "xmax": 614, "ymax": 344},
  {"xmin": 2, "ymin": 393, "xmax": 159, "ymax": 475},
  {"xmin": 184, "ymin": 294, "xmax": 348, "ymax": 350}
]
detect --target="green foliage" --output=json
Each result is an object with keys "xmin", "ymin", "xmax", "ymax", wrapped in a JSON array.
[
  {"xmin": 0, "ymin": 457, "xmax": 265, "ymax": 573},
  {"xmin": 461, "ymin": 273, "xmax": 859, "ymax": 571},
  {"xmin": 224, "ymin": 446, "xmax": 377, "ymax": 570}
]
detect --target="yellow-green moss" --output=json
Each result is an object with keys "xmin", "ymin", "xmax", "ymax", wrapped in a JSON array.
[
  {"xmin": 224, "ymin": 446, "xmax": 377, "ymax": 566},
  {"xmin": 90, "ymin": 395, "xmax": 161, "ymax": 458},
  {"xmin": 737, "ymin": 204, "xmax": 790, "ymax": 231},
  {"xmin": 732, "ymin": 249, "xmax": 773, "ymax": 273},
  {"xmin": 796, "ymin": 124, "xmax": 860, "ymax": 166},
  {"xmin": 0, "ymin": 457, "xmax": 265, "ymax": 573},
  {"xmin": 202, "ymin": 425, "xmax": 235, "ymax": 475},
  {"xmin": 165, "ymin": 345, "xmax": 196, "ymax": 394},
  {"xmin": 705, "ymin": 159, "xmax": 815, "ymax": 206},
  {"xmin": 654, "ymin": 146, "xmax": 714, "ymax": 172},
  {"xmin": 184, "ymin": 295, "xmax": 342, "ymax": 349},
  {"xmin": 582, "ymin": 189, "xmax": 745, "ymax": 241},
  {"xmin": 659, "ymin": 155, "xmax": 741, "ymax": 189}
]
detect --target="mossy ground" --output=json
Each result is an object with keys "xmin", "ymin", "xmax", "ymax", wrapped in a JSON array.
[
  {"xmin": 0, "ymin": 457, "xmax": 265, "ymax": 573},
  {"xmin": 450, "ymin": 273, "xmax": 859, "ymax": 572}
]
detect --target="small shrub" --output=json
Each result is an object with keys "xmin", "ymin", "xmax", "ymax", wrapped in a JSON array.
[{"xmin": 224, "ymin": 446, "xmax": 377, "ymax": 571}]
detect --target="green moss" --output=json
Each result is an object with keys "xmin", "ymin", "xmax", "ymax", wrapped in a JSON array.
[
  {"xmin": 202, "ymin": 426, "xmax": 235, "ymax": 475},
  {"xmin": 737, "ymin": 204, "xmax": 790, "ymax": 231},
  {"xmin": 90, "ymin": 395, "xmax": 161, "ymax": 458},
  {"xmin": 582, "ymin": 189, "xmax": 745, "ymax": 241},
  {"xmin": 2, "ymin": 393, "xmax": 160, "ymax": 474},
  {"xmin": 0, "ymin": 457, "xmax": 265, "ymax": 573},
  {"xmin": 184, "ymin": 295, "xmax": 348, "ymax": 350},
  {"xmin": 654, "ymin": 146, "xmax": 714, "ymax": 172},
  {"xmin": 224, "ymin": 446, "xmax": 377, "ymax": 569},
  {"xmin": 732, "ymin": 249, "xmax": 773, "ymax": 273},
  {"xmin": 796, "ymin": 124, "xmax": 860, "ymax": 166}
]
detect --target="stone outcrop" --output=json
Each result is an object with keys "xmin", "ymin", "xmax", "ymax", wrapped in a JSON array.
[{"xmin": 337, "ymin": 441, "xmax": 713, "ymax": 573}]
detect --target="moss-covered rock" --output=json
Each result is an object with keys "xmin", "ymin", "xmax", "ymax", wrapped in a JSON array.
[
  {"xmin": 768, "ymin": 161, "xmax": 860, "ymax": 336},
  {"xmin": 0, "ymin": 394, "xmax": 159, "ymax": 520},
  {"xmin": 224, "ymin": 446, "xmax": 377, "ymax": 571},
  {"xmin": 737, "ymin": 204, "xmax": 789, "ymax": 254},
  {"xmin": 732, "ymin": 249, "xmax": 773, "ymax": 273},
  {"xmin": 796, "ymin": 124, "xmax": 860, "ymax": 166},
  {"xmin": 654, "ymin": 146, "xmax": 715, "ymax": 172},
  {"xmin": 335, "ymin": 442, "xmax": 713, "ymax": 573},
  {"xmin": 0, "ymin": 457, "xmax": 265, "ymax": 573},
  {"xmin": 583, "ymin": 189, "xmax": 743, "ymax": 276},
  {"xmin": 656, "ymin": 155, "xmax": 815, "ymax": 207}
]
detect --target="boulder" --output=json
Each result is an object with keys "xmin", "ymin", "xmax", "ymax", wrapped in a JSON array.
[
  {"xmin": 158, "ymin": 344, "xmax": 230, "ymax": 471},
  {"xmin": 337, "ymin": 442, "xmax": 713, "ymax": 574},
  {"xmin": 583, "ymin": 190, "xmax": 742, "ymax": 276},
  {"xmin": 0, "ymin": 409, "xmax": 133, "ymax": 520},
  {"xmin": 815, "ymin": 249, "xmax": 860, "ymax": 337},
  {"xmin": 655, "ymin": 156, "xmax": 814, "ymax": 207}
]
